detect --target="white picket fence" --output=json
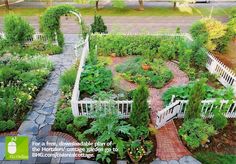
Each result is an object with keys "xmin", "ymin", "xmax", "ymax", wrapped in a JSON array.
[
  {"xmin": 156, "ymin": 97, "xmax": 236, "ymax": 128},
  {"xmin": 206, "ymin": 52, "xmax": 236, "ymax": 94},
  {"xmin": 75, "ymin": 100, "xmax": 133, "ymax": 118},
  {"xmin": 71, "ymin": 35, "xmax": 90, "ymax": 116}
]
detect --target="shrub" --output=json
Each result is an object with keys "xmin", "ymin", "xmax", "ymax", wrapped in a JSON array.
[
  {"xmin": 91, "ymin": 15, "xmax": 108, "ymax": 34},
  {"xmin": 185, "ymin": 79, "xmax": 206, "ymax": 120},
  {"xmin": 211, "ymin": 109, "xmax": 228, "ymax": 130},
  {"xmin": 80, "ymin": 65, "xmax": 112, "ymax": 95},
  {"xmin": 4, "ymin": 14, "xmax": 34, "ymax": 45},
  {"xmin": 158, "ymin": 39, "xmax": 176, "ymax": 60},
  {"xmin": 179, "ymin": 118, "xmax": 216, "ymax": 149},
  {"xmin": 73, "ymin": 116, "xmax": 88, "ymax": 129},
  {"xmin": 201, "ymin": 18, "xmax": 227, "ymax": 51},
  {"xmin": 54, "ymin": 108, "xmax": 73, "ymax": 131},
  {"xmin": 90, "ymin": 34, "xmax": 162, "ymax": 56},
  {"xmin": 190, "ymin": 20, "xmax": 208, "ymax": 44},
  {"xmin": 179, "ymin": 49, "xmax": 192, "ymax": 70},
  {"xmin": 129, "ymin": 82, "xmax": 149, "ymax": 127}
]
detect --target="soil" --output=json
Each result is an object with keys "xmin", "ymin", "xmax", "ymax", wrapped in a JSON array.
[
  {"xmin": 174, "ymin": 119, "xmax": 236, "ymax": 155},
  {"xmin": 213, "ymin": 41, "xmax": 236, "ymax": 73}
]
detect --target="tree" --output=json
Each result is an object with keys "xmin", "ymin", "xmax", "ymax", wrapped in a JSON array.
[
  {"xmin": 185, "ymin": 79, "xmax": 206, "ymax": 121},
  {"xmin": 129, "ymin": 81, "xmax": 149, "ymax": 127},
  {"xmin": 91, "ymin": 15, "xmax": 108, "ymax": 33},
  {"xmin": 4, "ymin": 0, "xmax": 9, "ymax": 10},
  {"xmin": 138, "ymin": 0, "xmax": 144, "ymax": 11},
  {"xmin": 172, "ymin": 0, "xmax": 195, "ymax": 9}
]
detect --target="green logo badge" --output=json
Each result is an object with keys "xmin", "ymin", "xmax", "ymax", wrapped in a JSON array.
[{"xmin": 5, "ymin": 136, "xmax": 29, "ymax": 160}]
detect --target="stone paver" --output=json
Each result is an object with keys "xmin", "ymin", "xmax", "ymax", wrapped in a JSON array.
[{"xmin": 109, "ymin": 57, "xmax": 193, "ymax": 161}]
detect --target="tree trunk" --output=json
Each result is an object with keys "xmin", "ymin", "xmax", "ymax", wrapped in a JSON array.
[
  {"xmin": 96, "ymin": 1, "xmax": 99, "ymax": 10},
  {"xmin": 5, "ymin": 0, "xmax": 9, "ymax": 10},
  {"xmin": 173, "ymin": 2, "xmax": 177, "ymax": 9},
  {"xmin": 138, "ymin": 0, "xmax": 144, "ymax": 11}
]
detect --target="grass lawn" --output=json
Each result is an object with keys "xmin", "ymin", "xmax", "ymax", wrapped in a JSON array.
[
  {"xmin": 194, "ymin": 152, "xmax": 236, "ymax": 164},
  {"xmin": 0, "ymin": 7, "xmax": 233, "ymax": 17}
]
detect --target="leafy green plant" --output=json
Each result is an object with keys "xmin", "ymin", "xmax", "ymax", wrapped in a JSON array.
[
  {"xmin": 84, "ymin": 107, "xmax": 133, "ymax": 159},
  {"xmin": 4, "ymin": 14, "xmax": 34, "ymax": 45},
  {"xmin": 91, "ymin": 15, "xmax": 108, "ymax": 33},
  {"xmin": 73, "ymin": 116, "xmax": 88, "ymax": 129},
  {"xmin": 80, "ymin": 65, "xmax": 112, "ymax": 95},
  {"xmin": 96, "ymin": 150, "xmax": 114, "ymax": 164},
  {"xmin": 211, "ymin": 109, "xmax": 228, "ymax": 130},
  {"xmin": 158, "ymin": 39, "xmax": 176, "ymax": 60},
  {"xmin": 179, "ymin": 118, "xmax": 216, "ymax": 149},
  {"xmin": 54, "ymin": 108, "xmax": 73, "ymax": 131},
  {"xmin": 130, "ymin": 82, "xmax": 149, "ymax": 127}
]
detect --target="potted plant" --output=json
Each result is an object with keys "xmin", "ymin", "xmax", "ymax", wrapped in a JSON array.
[
  {"xmin": 142, "ymin": 49, "xmax": 155, "ymax": 70},
  {"xmin": 142, "ymin": 59, "xmax": 151, "ymax": 70},
  {"xmin": 127, "ymin": 140, "xmax": 146, "ymax": 163}
]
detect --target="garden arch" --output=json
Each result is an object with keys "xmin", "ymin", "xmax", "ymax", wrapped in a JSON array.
[{"xmin": 40, "ymin": 5, "xmax": 88, "ymax": 47}]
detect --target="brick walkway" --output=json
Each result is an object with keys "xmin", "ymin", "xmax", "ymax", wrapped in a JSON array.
[{"xmin": 109, "ymin": 57, "xmax": 191, "ymax": 160}]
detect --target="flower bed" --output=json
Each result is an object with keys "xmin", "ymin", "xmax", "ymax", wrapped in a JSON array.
[{"xmin": 0, "ymin": 54, "xmax": 53, "ymax": 132}]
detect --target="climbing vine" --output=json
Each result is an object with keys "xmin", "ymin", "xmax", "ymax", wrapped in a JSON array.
[{"xmin": 40, "ymin": 4, "xmax": 89, "ymax": 47}]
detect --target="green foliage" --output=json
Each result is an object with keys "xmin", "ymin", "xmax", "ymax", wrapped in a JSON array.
[
  {"xmin": 75, "ymin": 131, "xmax": 86, "ymax": 141},
  {"xmin": 116, "ymin": 57, "xmax": 173, "ymax": 88},
  {"xmin": 129, "ymin": 82, "xmax": 149, "ymax": 127},
  {"xmin": 0, "ymin": 55, "xmax": 53, "ymax": 126},
  {"xmin": 162, "ymin": 81, "xmax": 234, "ymax": 106},
  {"xmin": 179, "ymin": 48, "xmax": 192, "ymax": 70},
  {"xmin": 96, "ymin": 150, "xmax": 113, "ymax": 164},
  {"xmin": 66, "ymin": 124, "xmax": 77, "ymax": 134},
  {"xmin": 40, "ymin": 5, "xmax": 78, "ymax": 47},
  {"xmin": 0, "ymin": 120, "xmax": 16, "ymax": 132},
  {"xmin": 185, "ymin": 79, "xmax": 206, "ymax": 120},
  {"xmin": 80, "ymin": 64, "xmax": 112, "ymax": 95},
  {"xmin": 190, "ymin": 35, "xmax": 208, "ymax": 69},
  {"xmin": 158, "ymin": 39, "xmax": 176, "ymax": 60},
  {"xmin": 195, "ymin": 152, "xmax": 236, "ymax": 164},
  {"xmin": 73, "ymin": 116, "xmax": 88, "ymax": 129},
  {"xmin": 91, "ymin": 15, "xmax": 108, "ymax": 33},
  {"xmin": 54, "ymin": 108, "xmax": 73, "ymax": 131},
  {"xmin": 4, "ymin": 14, "xmax": 34, "ymax": 45},
  {"xmin": 211, "ymin": 109, "xmax": 228, "ymax": 130},
  {"xmin": 90, "ymin": 34, "xmax": 162, "ymax": 56},
  {"xmin": 59, "ymin": 66, "xmax": 77, "ymax": 94},
  {"xmin": 179, "ymin": 118, "xmax": 216, "ymax": 149},
  {"xmin": 191, "ymin": 18, "xmax": 228, "ymax": 52}
]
